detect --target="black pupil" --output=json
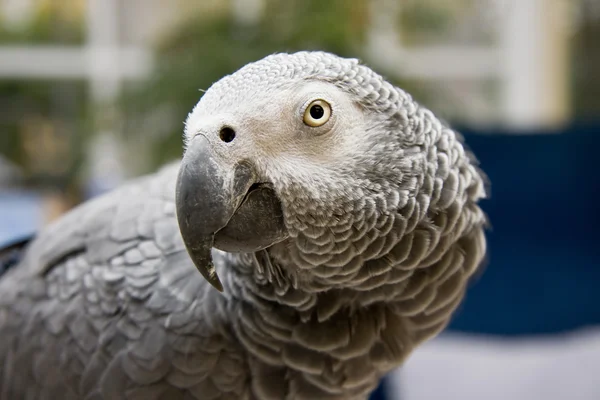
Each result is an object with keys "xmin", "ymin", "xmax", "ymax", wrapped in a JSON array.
[{"xmin": 309, "ymin": 104, "xmax": 325, "ymax": 119}]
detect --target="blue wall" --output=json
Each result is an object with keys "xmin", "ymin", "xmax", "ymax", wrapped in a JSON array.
[
  {"xmin": 0, "ymin": 190, "xmax": 42, "ymax": 246},
  {"xmin": 449, "ymin": 123, "xmax": 600, "ymax": 335}
]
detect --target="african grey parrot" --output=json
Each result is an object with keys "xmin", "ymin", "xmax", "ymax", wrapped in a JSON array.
[{"xmin": 0, "ymin": 51, "xmax": 487, "ymax": 400}]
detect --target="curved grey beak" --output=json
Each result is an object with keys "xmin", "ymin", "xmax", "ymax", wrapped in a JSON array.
[{"xmin": 175, "ymin": 135, "xmax": 255, "ymax": 292}]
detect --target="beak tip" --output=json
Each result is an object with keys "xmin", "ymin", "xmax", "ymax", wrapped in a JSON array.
[
  {"xmin": 200, "ymin": 261, "xmax": 225, "ymax": 292},
  {"xmin": 211, "ymin": 277, "xmax": 225, "ymax": 292}
]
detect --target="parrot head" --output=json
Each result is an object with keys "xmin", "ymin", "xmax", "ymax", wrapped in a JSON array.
[{"xmin": 176, "ymin": 51, "xmax": 487, "ymax": 292}]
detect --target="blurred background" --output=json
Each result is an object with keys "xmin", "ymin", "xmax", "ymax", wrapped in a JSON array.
[{"xmin": 0, "ymin": 0, "xmax": 598, "ymax": 399}]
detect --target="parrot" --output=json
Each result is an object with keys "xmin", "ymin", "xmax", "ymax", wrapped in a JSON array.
[{"xmin": 0, "ymin": 51, "xmax": 488, "ymax": 400}]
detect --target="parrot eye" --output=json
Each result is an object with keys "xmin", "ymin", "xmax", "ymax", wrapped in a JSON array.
[{"xmin": 303, "ymin": 99, "xmax": 332, "ymax": 127}]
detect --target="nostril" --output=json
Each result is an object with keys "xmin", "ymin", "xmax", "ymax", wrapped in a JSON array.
[{"xmin": 219, "ymin": 127, "xmax": 236, "ymax": 143}]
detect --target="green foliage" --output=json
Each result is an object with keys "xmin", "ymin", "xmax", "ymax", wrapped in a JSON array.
[
  {"xmin": 0, "ymin": 5, "xmax": 86, "ymax": 188},
  {"xmin": 572, "ymin": 6, "xmax": 600, "ymax": 119},
  {"xmin": 0, "ymin": 79, "xmax": 88, "ymax": 188},
  {"xmin": 397, "ymin": 3, "xmax": 451, "ymax": 42},
  {"xmin": 0, "ymin": 3, "xmax": 84, "ymax": 45},
  {"xmin": 120, "ymin": 0, "xmax": 387, "ymax": 171}
]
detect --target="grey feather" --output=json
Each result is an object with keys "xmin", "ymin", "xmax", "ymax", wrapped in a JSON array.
[{"xmin": 0, "ymin": 51, "xmax": 487, "ymax": 399}]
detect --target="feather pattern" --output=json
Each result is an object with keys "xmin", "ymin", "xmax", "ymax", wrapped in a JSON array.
[{"xmin": 0, "ymin": 51, "xmax": 487, "ymax": 399}]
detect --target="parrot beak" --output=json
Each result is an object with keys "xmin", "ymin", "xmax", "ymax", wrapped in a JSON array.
[{"xmin": 175, "ymin": 134, "xmax": 286, "ymax": 292}]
